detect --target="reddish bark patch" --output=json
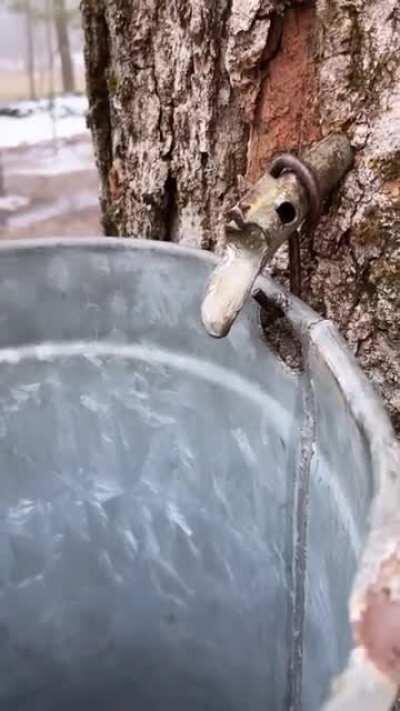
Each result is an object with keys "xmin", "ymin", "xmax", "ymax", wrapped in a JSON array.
[
  {"xmin": 247, "ymin": 4, "xmax": 321, "ymax": 182},
  {"xmin": 354, "ymin": 553, "xmax": 400, "ymax": 681},
  {"xmin": 382, "ymin": 180, "xmax": 400, "ymax": 203}
]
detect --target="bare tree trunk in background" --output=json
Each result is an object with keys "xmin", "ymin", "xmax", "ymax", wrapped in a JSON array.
[
  {"xmin": 25, "ymin": 0, "xmax": 36, "ymax": 101},
  {"xmin": 46, "ymin": 0, "xmax": 58, "ymax": 146},
  {"xmin": 53, "ymin": 0, "xmax": 75, "ymax": 94},
  {"xmin": 0, "ymin": 154, "xmax": 4, "ymax": 198},
  {"xmin": 0, "ymin": 153, "xmax": 6, "ymax": 229},
  {"xmin": 46, "ymin": 0, "xmax": 55, "ymax": 101},
  {"xmin": 81, "ymin": 0, "xmax": 400, "ymax": 433}
]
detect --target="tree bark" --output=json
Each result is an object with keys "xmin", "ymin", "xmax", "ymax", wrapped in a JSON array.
[
  {"xmin": 81, "ymin": 0, "xmax": 400, "ymax": 432},
  {"xmin": 25, "ymin": 0, "xmax": 36, "ymax": 101},
  {"xmin": 53, "ymin": 0, "xmax": 75, "ymax": 94}
]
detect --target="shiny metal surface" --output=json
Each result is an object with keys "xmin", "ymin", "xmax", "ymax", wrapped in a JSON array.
[{"xmin": 0, "ymin": 239, "xmax": 395, "ymax": 711}]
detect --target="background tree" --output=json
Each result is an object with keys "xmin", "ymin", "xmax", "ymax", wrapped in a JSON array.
[
  {"xmin": 3, "ymin": 0, "xmax": 38, "ymax": 99},
  {"xmin": 52, "ymin": 0, "xmax": 75, "ymax": 93},
  {"xmin": 25, "ymin": 0, "xmax": 36, "ymax": 99},
  {"xmin": 81, "ymin": 0, "xmax": 400, "ymax": 432},
  {"xmin": 3, "ymin": 0, "xmax": 78, "ymax": 98}
]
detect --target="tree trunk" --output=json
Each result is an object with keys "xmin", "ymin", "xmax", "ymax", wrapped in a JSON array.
[
  {"xmin": 46, "ymin": 0, "xmax": 55, "ymax": 101},
  {"xmin": 53, "ymin": 0, "xmax": 75, "ymax": 94},
  {"xmin": 81, "ymin": 0, "xmax": 400, "ymax": 432},
  {"xmin": 0, "ymin": 152, "xmax": 6, "ymax": 229},
  {"xmin": 25, "ymin": 0, "xmax": 36, "ymax": 101}
]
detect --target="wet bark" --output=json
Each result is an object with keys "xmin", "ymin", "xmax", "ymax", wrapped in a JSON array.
[
  {"xmin": 53, "ymin": 0, "xmax": 75, "ymax": 94},
  {"xmin": 81, "ymin": 0, "xmax": 400, "ymax": 432}
]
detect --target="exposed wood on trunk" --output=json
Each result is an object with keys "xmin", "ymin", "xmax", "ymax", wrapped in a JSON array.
[{"xmin": 247, "ymin": 4, "xmax": 322, "ymax": 182}]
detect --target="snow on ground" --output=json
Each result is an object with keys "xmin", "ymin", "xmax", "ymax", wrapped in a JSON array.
[
  {"xmin": 7, "ymin": 139, "xmax": 95, "ymax": 177},
  {"xmin": 7, "ymin": 191, "xmax": 99, "ymax": 230},
  {"xmin": 0, "ymin": 94, "xmax": 87, "ymax": 118},
  {"xmin": 0, "ymin": 95, "xmax": 88, "ymax": 149},
  {"xmin": 0, "ymin": 114, "xmax": 87, "ymax": 148},
  {"xmin": 0, "ymin": 194, "xmax": 30, "ymax": 212}
]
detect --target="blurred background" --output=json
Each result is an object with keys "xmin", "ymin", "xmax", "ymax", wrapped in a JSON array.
[{"xmin": 0, "ymin": 0, "xmax": 100, "ymax": 240}]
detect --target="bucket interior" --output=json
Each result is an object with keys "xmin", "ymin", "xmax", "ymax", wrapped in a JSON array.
[{"xmin": 0, "ymin": 241, "xmax": 373, "ymax": 710}]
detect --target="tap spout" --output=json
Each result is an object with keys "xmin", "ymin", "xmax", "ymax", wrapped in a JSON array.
[{"xmin": 201, "ymin": 134, "xmax": 353, "ymax": 338}]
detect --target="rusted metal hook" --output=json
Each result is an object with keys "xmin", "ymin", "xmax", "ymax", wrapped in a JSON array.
[{"xmin": 270, "ymin": 153, "xmax": 322, "ymax": 297}]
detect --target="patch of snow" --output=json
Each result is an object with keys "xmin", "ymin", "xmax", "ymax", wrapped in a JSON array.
[
  {"xmin": 0, "ymin": 94, "xmax": 88, "ymax": 148},
  {"xmin": 9, "ymin": 140, "xmax": 95, "ymax": 176},
  {"xmin": 0, "ymin": 94, "xmax": 87, "ymax": 118},
  {"xmin": 0, "ymin": 194, "xmax": 30, "ymax": 212},
  {"xmin": 7, "ymin": 191, "xmax": 98, "ymax": 230},
  {"xmin": 0, "ymin": 113, "xmax": 87, "ymax": 148}
]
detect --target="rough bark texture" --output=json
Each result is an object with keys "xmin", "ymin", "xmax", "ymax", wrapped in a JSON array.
[
  {"xmin": 81, "ymin": 0, "xmax": 284, "ymax": 246},
  {"xmin": 81, "ymin": 0, "xmax": 400, "ymax": 432}
]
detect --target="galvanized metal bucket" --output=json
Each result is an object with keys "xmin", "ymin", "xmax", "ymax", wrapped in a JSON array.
[{"xmin": 0, "ymin": 239, "xmax": 398, "ymax": 711}]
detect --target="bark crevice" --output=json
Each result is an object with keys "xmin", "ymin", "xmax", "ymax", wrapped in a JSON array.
[{"xmin": 81, "ymin": 0, "xmax": 114, "ymax": 234}]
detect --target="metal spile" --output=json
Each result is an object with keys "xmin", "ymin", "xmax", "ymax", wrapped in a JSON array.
[{"xmin": 201, "ymin": 134, "xmax": 353, "ymax": 338}]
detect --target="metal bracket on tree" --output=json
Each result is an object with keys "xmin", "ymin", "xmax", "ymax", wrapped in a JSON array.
[{"xmin": 201, "ymin": 134, "xmax": 353, "ymax": 338}]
